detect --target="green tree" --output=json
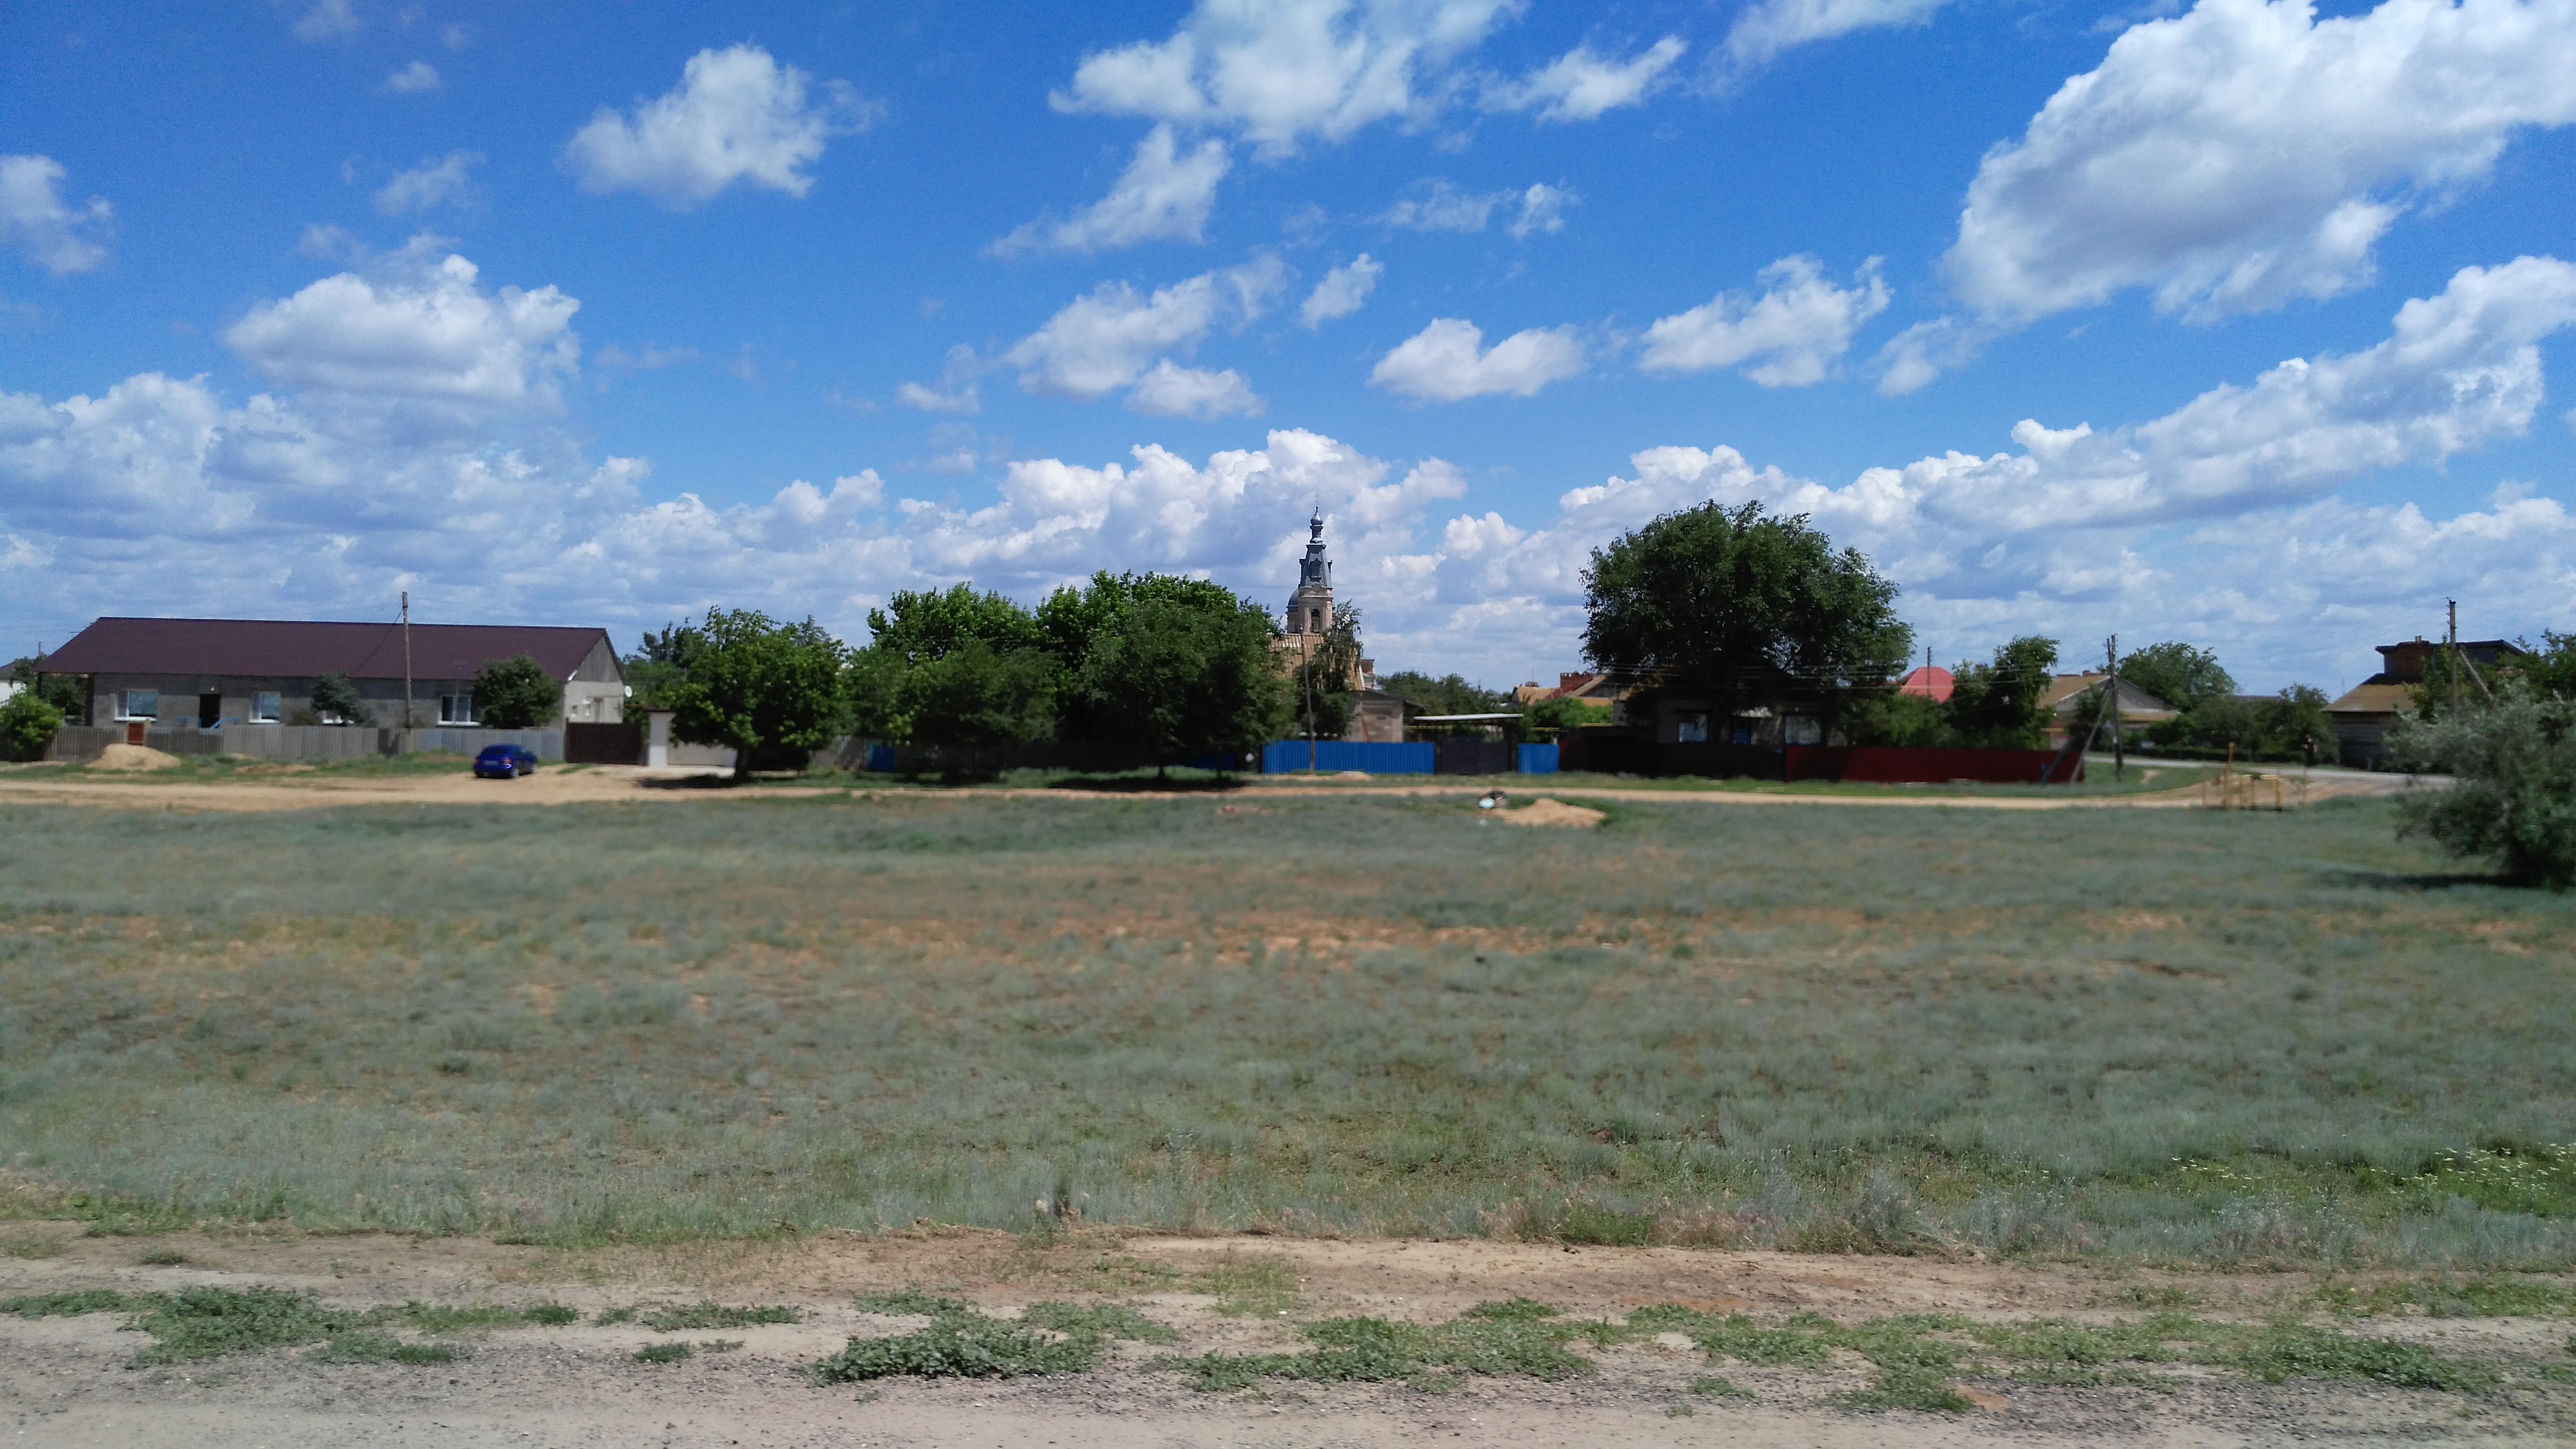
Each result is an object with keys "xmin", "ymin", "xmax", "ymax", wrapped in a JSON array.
[
  {"xmin": 0, "ymin": 689, "xmax": 63, "ymax": 762},
  {"xmin": 2390, "ymin": 680, "xmax": 2576, "ymax": 886},
  {"xmin": 2259, "ymin": 684, "xmax": 2335, "ymax": 764},
  {"xmin": 5, "ymin": 659, "xmax": 88, "ymax": 722},
  {"xmin": 621, "ymin": 625, "xmax": 691, "ymax": 716},
  {"xmin": 1580, "ymin": 501, "xmax": 1911, "ymax": 733},
  {"xmin": 664, "ymin": 609, "xmax": 848, "ymax": 776},
  {"xmin": 470, "ymin": 654, "xmax": 560, "ymax": 729},
  {"xmin": 2116, "ymin": 642, "xmax": 2235, "ymax": 708},
  {"xmin": 870, "ymin": 584, "xmax": 1052, "ymax": 664},
  {"xmin": 1382, "ymin": 671, "xmax": 1505, "ymax": 718},
  {"xmin": 2517, "ymin": 631, "xmax": 2576, "ymax": 700},
  {"xmin": 1522, "ymin": 693, "xmax": 1612, "ymax": 738},
  {"xmin": 1039, "ymin": 571, "xmax": 1245, "ymax": 741},
  {"xmin": 863, "ymin": 585, "xmax": 1059, "ymax": 767},
  {"xmin": 895, "ymin": 642, "xmax": 1059, "ymax": 772},
  {"xmin": 1283, "ymin": 603, "xmax": 1364, "ymax": 745},
  {"xmin": 1847, "ymin": 689, "xmax": 1955, "ymax": 747},
  {"xmin": 1945, "ymin": 637, "xmax": 2059, "ymax": 748},
  {"xmin": 1076, "ymin": 592, "xmax": 1286, "ymax": 775},
  {"xmin": 309, "ymin": 672, "xmax": 374, "ymax": 727}
]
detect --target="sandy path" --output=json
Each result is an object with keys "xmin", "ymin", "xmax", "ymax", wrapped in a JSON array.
[
  {"xmin": 1, "ymin": 1227, "xmax": 2564, "ymax": 1447},
  {"xmin": 0, "ymin": 763, "xmax": 2423, "ymax": 813}
]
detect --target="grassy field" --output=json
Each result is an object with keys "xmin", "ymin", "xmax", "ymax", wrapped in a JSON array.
[{"xmin": 0, "ymin": 790, "xmax": 2569, "ymax": 1266}]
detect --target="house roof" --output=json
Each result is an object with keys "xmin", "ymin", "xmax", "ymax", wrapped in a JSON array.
[
  {"xmin": 2327, "ymin": 681, "xmax": 2415, "ymax": 716},
  {"xmin": 1897, "ymin": 665, "xmax": 1953, "ymax": 703},
  {"xmin": 41, "ymin": 617, "xmax": 613, "ymax": 682},
  {"xmin": 2040, "ymin": 672, "xmax": 2177, "ymax": 718}
]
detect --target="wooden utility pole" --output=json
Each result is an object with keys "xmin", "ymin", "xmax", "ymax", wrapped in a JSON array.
[
  {"xmin": 401, "ymin": 591, "xmax": 414, "ymax": 734},
  {"xmin": 2446, "ymin": 598, "xmax": 2460, "ymax": 716},
  {"xmin": 2106, "ymin": 634, "xmax": 2123, "ymax": 782}
]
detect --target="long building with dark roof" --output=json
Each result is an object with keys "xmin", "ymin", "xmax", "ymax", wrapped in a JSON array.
[{"xmin": 39, "ymin": 616, "xmax": 625, "ymax": 730}]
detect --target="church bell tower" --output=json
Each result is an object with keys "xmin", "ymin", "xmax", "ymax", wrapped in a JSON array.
[{"xmin": 1285, "ymin": 510, "xmax": 1333, "ymax": 637}]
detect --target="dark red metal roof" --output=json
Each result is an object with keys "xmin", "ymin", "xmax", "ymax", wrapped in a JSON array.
[{"xmin": 40, "ymin": 617, "xmax": 612, "ymax": 681}]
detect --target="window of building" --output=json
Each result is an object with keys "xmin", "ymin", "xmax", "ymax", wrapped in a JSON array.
[
  {"xmin": 1784, "ymin": 716, "xmax": 1823, "ymax": 746},
  {"xmin": 117, "ymin": 688, "xmax": 159, "ymax": 720},
  {"xmin": 249, "ymin": 691, "xmax": 280, "ymax": 723},
  {"xmin": 439, "ymin": 694, "xmax": 476, "ymax": 725},
  {"xmin": 1676, "ymin": 713, "xmax": 1709, "ymax": 744}
]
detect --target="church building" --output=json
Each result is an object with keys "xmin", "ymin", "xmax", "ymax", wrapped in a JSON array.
[{"xmin": 1278, "ymin": 512, "xmax": 1405, "ymax": 743}]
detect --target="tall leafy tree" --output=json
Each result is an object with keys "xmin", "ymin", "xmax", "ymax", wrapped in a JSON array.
[
  {"xmin": 2117, "ymin": 642, "xmax": 2235, "ymax": 708},
  {"xmin": 1946, "ymin": 637, "xmax": 2060, "ymax": 748},
  {"xmin": 860, "ymin": 585, "xmax": 1058, "ymax": 765},
  {"xmin": 1075, "ymin": 589, "xmax": 1287, "ymax": 774},
  {"xmin": 1040, "ymin": 571, "xmax": 1245, "ymax": 741},
  {"xmin": 1580, "ymin": 501, "xmax": 1911, "ymax": 731},
  {"xmin": 470, "ymin": 654, "xmax": 560, "ymax": 729},
  {"xmin": 664, "ymin": 609, "xmax": 848, "ymax": 776},
  {"xmin": 1284, "ymin": 602, "xmax": 1363, "ymax": 743}
]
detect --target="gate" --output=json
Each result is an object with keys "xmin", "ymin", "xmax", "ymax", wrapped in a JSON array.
[{"xmin": 564, "ymin": 722, "xmax": 645, "ymax": 765}]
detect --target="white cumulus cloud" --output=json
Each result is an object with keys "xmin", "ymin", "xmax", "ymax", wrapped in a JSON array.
[
  {"xmin": 992, "ymin": 124, "xmax": 1232, "ymax": 256},
  {"xmin": 1003, "ymin": 257, "xmax": 1285, "ymax": 402},
  {"xmin": 1725, "ymin": 0, "xmax": 1953, "ymax": 69},
  {"xmin": 385, "ymin": 60, "xmax": 440, "ymax": 93},
  {"xmin": 1127, "ymin": 360, "xmax": 1266, "ymax": 420},
  {"xmin": 1949, "ymin": 0, "xmax": 2576, "ymax": 326},
  {"xmin": 1300, "ymin": 254, "xmax": 1382, "ymax": 328},
  {"xmin": 1640, "ymin": 255, "xmax": 1890, "ymax": 386},
  {"xmin": 373, "ymin": 151, "xmax": 480, "ymax": 215},
  {"xmin": 1489, "ymin": 36, "xmax": 1687, "ymax": 121},
  {"xmin": 563, "ymin": 44, "xmax": 867, "ymax": 210},
  {"xmin": 1371, "ymin": 317, "xmax": 1586, "ymax": 402},
  {"xmin": 1052, "ymin": 0, "xmax": 1524, "ymax": 155},
  {"xmin": 1507, "ymin": 182, "xmax": 1572, "ymax": 239},
  {"xmin": 895, "ymin": 345, "xmax": 983, "ymax": 415},
  {"xmin": 0, "ymin": 155, "xmax": 112, "ymax": 276},
  {"xmin": 224, "ymin": 239, "xmax": 581, "ymax": 408}
]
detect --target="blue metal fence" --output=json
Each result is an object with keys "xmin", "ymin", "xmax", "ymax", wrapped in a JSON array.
[
  {"xmin": 1260, "ymin": 740, "xmax": 1434, "ymax": 775},
  {"xmin": 1517, "ymin": 743, "xmax": 1559, "ymax": 774}
]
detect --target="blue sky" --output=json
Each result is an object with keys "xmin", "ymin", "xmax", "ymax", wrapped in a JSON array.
[{"xmin": 4, "ymin": 0, "xmax": 2573, "ymax": 692}]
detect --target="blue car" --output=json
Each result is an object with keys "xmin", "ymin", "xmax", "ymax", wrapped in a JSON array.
[{"xmin": 473, "ymin": 743, "xmax": 540, "ymax": 779}]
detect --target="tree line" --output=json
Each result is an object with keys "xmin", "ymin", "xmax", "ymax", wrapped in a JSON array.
[{"xmin": 622, "ymin": 572, "xmax": 1292, "ymax": 776}]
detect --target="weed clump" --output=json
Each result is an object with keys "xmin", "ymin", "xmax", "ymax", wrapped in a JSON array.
[
  {"xmin": 1019, "ymin": 1301, "xmax": 1179, "ymax": 1344},
  {"xmin": 811, "ymin": 1292, "xmax": 1173, "ymax": 1384},
  {"xmin": 312, "ymin": 1333, "xmax": 457, "ymax": 1365},
  {"xmin": 129, "ymin": 1288, "xmax": 366, "ymax": 1364},
  {"xmin": 1169, "ymin": 1305, "xmax": 1596, "ymax": 1391},
  {"xmin": 2229, "ymin": 1327, "xmax": 2495, "ymax": 1390},
  {"xmin": 634, "ymin": 1341, "xmax": 693, "ymax": 1364},
  {"xmin": 3, "ymin": 1290, "xmax": 163, "ymax": 1318},
  {"xmin": 638, "ymin": 1302, "xmax": 800, "ymax": 1331},
  {"xmin": 1189, "ymin": 1253, "xmax": 1300, "ymax": 1317}
]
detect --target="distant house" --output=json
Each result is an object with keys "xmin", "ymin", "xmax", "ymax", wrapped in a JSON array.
[
  {"xmin": 40, "ymin": 617, "xmax": 625, "ymax": 732},
  {"xmin": 1895, "ymin": 665, "xmax": 1953, "ymax": 703},
  {"xmin": 1514, "ymin": 672, "xmax": 1619, "ymax": 706},
  {"xmin": 2038, "ymin": 673, "xmax": 2179, "ymax": 747},
  {"xmin": 2326, "ymin": 636, "xmax": 2528, "ymax": 769}
]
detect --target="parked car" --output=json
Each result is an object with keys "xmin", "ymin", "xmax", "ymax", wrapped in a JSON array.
[{"xmin": 473, "ymin": 743, "xmax": 540, "ymax": 779}]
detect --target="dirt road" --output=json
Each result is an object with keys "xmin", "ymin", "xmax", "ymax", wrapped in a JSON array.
[
  {"xmin": 0, "ymin": 762, "xmax": 2420, "ymax": 813},
  {"xmin": 2, "ymin": 1227, "xmax": 2564, "ymax": 1447}
]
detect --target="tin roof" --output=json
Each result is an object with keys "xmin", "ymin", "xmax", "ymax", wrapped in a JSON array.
[{"xmin": 41, "ymin": 617, "xmax": 613, "ymax": 682}]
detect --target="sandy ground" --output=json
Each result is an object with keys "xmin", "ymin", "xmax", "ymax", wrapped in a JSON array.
[
  {"xmin": 2, "ymin": 1227, "xmax": 2567, "ymax": 1447},
  {"xmin": 0, "ymin": 761, "xmax": 2422, "ymax": 813}
]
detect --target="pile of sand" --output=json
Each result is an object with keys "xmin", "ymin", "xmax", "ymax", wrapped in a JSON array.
[
  {"xmin": 90, "ymin": 744, "xmax": 181, "ymax": 772},
  {"xmin": 1497, "ymin": 797, "xmax": 1604, "ymax": 828}
]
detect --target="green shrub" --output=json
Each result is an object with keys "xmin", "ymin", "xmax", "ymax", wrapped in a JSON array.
[
  {"xmin": 2392, "ymin": 682, "xmax": 2576, "ymax": 884},
  {"xmin": 470, "ymin": 655, "xmax": 560, "ymax": 730},
  {"xmin": 637, "ymin": 1302, "xmax": 799, "ymax": 1331},
  {"xmin": 0, "ymin": 689, "xmax": 63, "ymax": 761},
  {"xmin": 634, "ymin": 1341, "xmax": 693, "ymax": 1364}
]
